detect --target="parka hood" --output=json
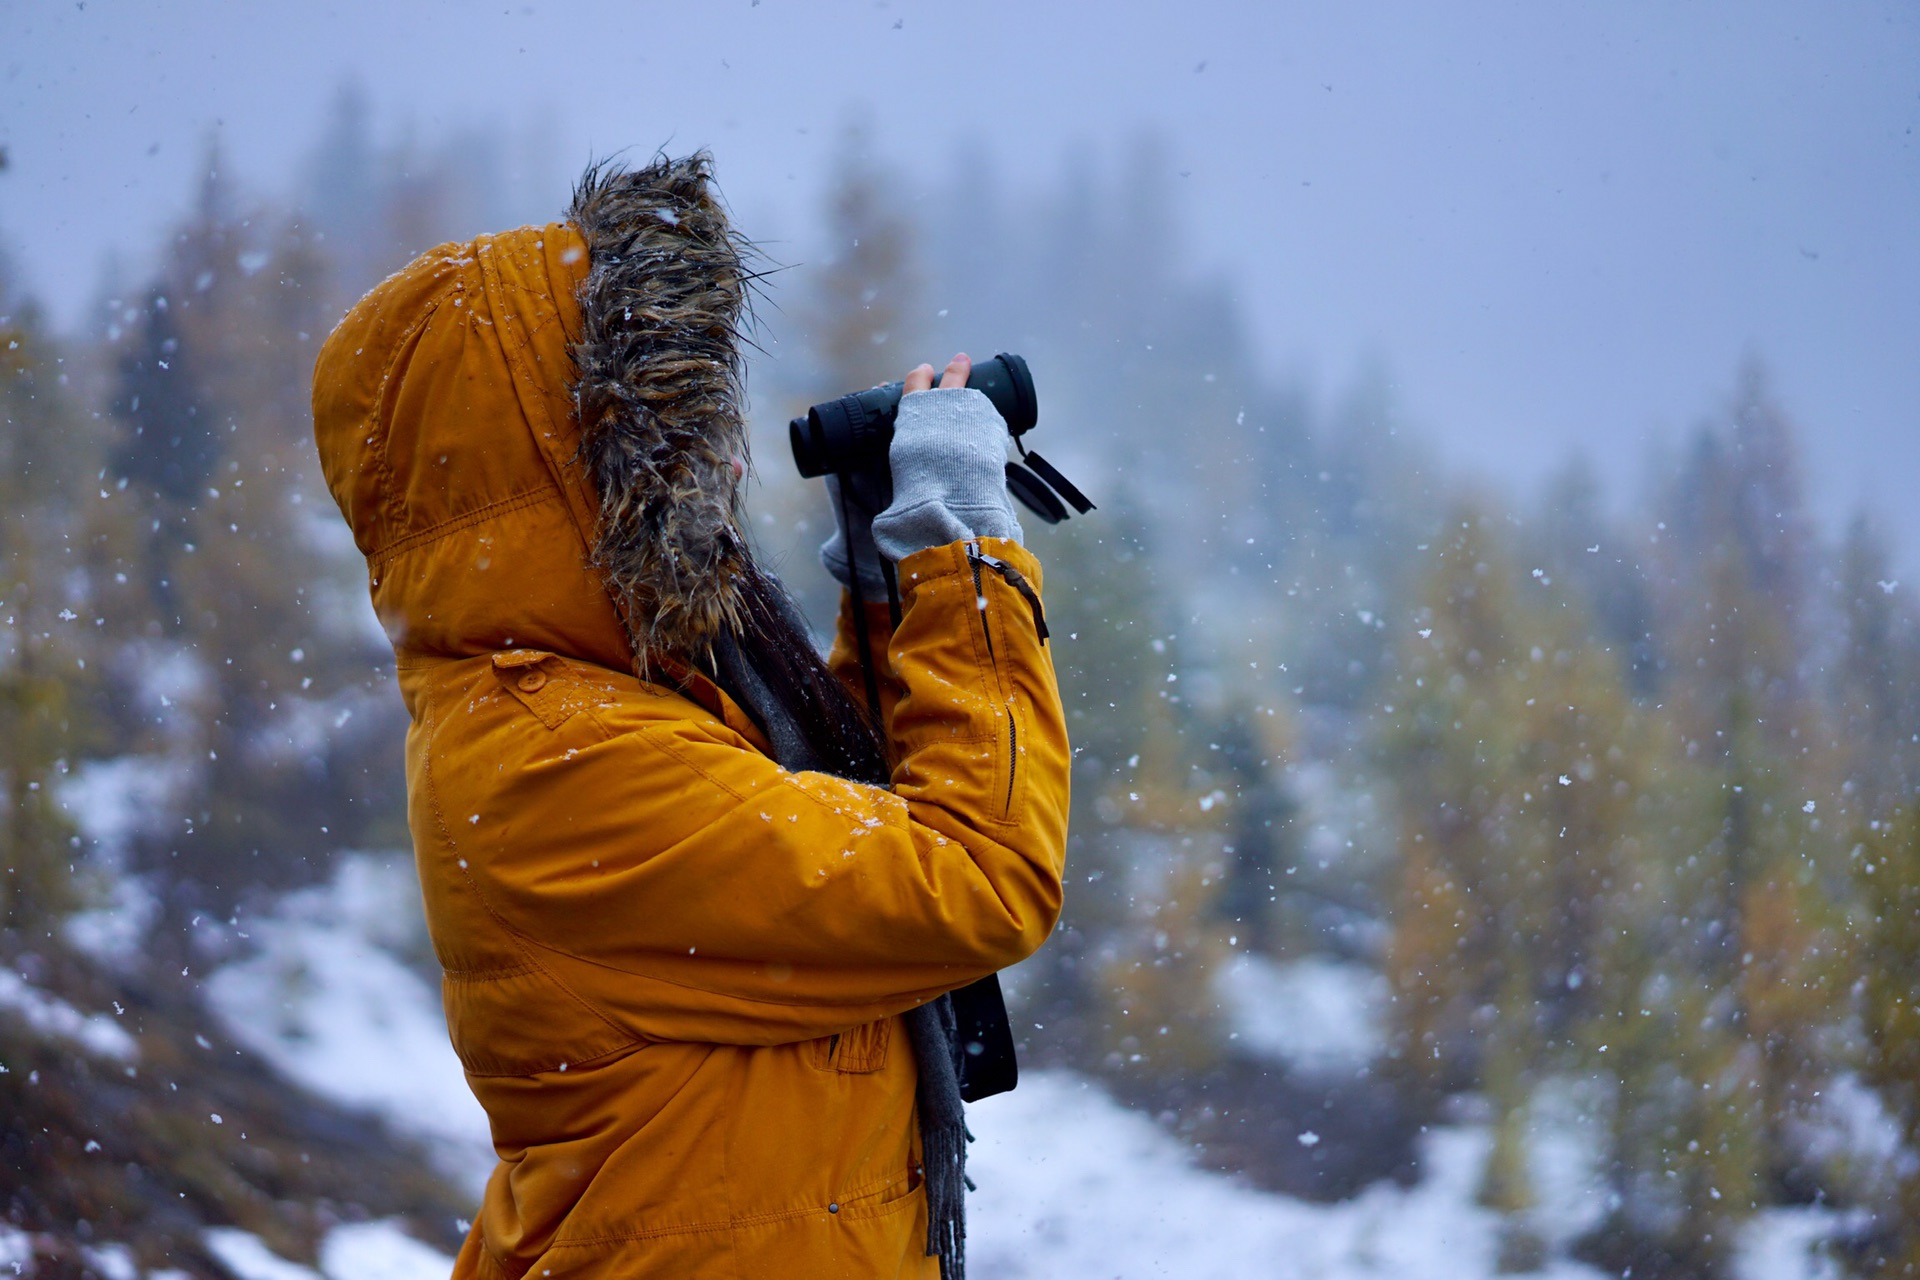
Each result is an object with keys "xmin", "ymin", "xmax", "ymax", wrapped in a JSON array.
[{"xmin": 311, "ymin": 154, "xmax": 755, "ymax": 672}]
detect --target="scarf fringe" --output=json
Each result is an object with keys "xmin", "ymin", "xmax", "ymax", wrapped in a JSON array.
[{"xmin": 904, "ymin": 994, "xmax": 969, "ymax": 1280}]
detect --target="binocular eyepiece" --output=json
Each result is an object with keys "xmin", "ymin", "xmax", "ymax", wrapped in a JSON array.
[{"xmin": 789, "ymin": 352, "xmax": 1038, "ymax": 479}]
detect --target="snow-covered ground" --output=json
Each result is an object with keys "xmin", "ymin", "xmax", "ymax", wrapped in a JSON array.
[
  {"xmin": 206, "ymin": 1222, "xmax": 452, "ymax": 1280},
  {"xmin": 202, "ymin": 856, "xmax": 493, "ymax": 1193},
  {"xmin": 967, "ymin": 1074, "xmax": 1602, "ymax": 1280},
  {"xmin": 181, "ymin": 858, "xmax": 1853, "ymax": 1280}
]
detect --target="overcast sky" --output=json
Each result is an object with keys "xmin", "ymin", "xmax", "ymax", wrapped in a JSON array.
[{"xmin": 4, "ymin": 1, "xmax": 1916, "ymax": 566}]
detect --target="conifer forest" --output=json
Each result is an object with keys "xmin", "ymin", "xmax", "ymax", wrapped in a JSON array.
[{"xmin": 4, "ymin": 12, "xmax": 1920, "ymax": 1280}]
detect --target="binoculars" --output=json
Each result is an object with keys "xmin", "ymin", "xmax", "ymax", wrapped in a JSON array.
[{"xmin": 788, "ymin": 353, "xmax": 1090, "ymax": 524}]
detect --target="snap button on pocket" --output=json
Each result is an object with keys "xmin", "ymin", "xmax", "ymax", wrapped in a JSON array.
[{"xmin": 496, "ymin": 654, "xmax": 575, "ymax": 729}]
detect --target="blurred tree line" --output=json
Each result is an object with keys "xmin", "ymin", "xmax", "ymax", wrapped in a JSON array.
[
  {"xmin": 0, "ymin": 97, "xmax": 537, "ymax": 1260},
  {"xmin": 4, "ymin": 96, "xmax": 1920, "ymax": 1275},
  {"xmin": 761, "ymin": 123, "xmax": 1920, "ymax": 1276}
]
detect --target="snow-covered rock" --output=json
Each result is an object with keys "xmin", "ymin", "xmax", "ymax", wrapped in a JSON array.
[
  {"xmin": 203, "ymin": 1229, "xmax": 324, "ymax": 1280},
  {"xmin": 206, "ymin": 1222, "xmax": 457, "ymax": 1280},
  {"xmin": 0, "ymin": 968, "xmax": 138, "ymax": 1062},
  {"xmin": 1212, "ymin": 952, "xmax": 1388, "ymax": 1074},
  {"xmin": 320, "ymin": 1221, "xmax": 458, "ymax": 1280}
]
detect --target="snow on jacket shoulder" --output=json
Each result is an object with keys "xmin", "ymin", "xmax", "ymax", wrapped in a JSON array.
[{"xmin": 310, "ymin": 221, "xmax": 1069, "ymax": 1280}]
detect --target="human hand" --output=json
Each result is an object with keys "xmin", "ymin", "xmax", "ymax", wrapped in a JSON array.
[
  {"xmin": 822, "ymin": 355, "xmax": 981, "ymax": 590},
  {"xmin": 873, "ymin": 352, "xmax": 1024, "ymax": 562},
  {"xmin": 901, "ymin": 352, "xmax": 972, "ymax": 396}
]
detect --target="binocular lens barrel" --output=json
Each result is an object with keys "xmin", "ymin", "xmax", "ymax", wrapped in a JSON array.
[{"xmin": 790, "ymin": 352, "xmax": 1036, "ymax": 478}]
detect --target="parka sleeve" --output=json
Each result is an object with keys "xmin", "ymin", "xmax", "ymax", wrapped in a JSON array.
[{"xmin": 424, "ymin": 537, "xmax": 1069, "ymax": 1046}]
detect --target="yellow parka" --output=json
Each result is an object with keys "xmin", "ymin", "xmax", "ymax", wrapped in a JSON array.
[{"xmin": 310, "ymin": 214, "xmax": 1069, "ymax": 1279}]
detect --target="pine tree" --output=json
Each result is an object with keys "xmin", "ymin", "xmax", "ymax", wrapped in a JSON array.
[
  {"xmin": 303, "ymin": 81, "xmax": 385, "ymax": 298},
  {"xmin": 1089, "ymin": 610, "xmax": 1229, "ymax": 1080},
  {"xmin": 1008, "ymin": 502, "xmax": 1188, "ymax": 1059},
  {"xmin": 1208, "ymin": 708, "xmax": 1299, "ymax": 956},
  {"xmin": 1834, "ymin": 516, "xmax": 1918, "ymax": 824},
  {"xmin": 1535, "ymin": 458, "xmax": 1657, "ymax": 692},
  {"xmin": 110, "ymin": 290, "xmax": 220, "ymax": 508},
  {"xmin": 0, "ymin": 278, "xmax": 98, "ymax": 928},
  {"xmin": 808, "ymin": 120, "xmax": 926, "ymax": 395},
  {"xmin": 88, "ymin": 161, "xmax": 404, "ymax": 919},
  {"xmin": 301, "ymin": 81, "xmax": 511, "ymax": 311},
  {"xmin": 1648, "ymin": 362, "xmax": 1847, "ymax": 1204},
  {"xmin": 1384, "ymin": 504, "xmax": 1663, "ymax": 1259},
  {"xmin": 1567, "ymin": 363, "xmax": 1866, "ymax": 1272},
  {"xmin": 1855, "ymin": 808, "xmax": 1920, "ymax": 1274},
  {"xmin": 743, "ymin": 119, "xmax": 931, "ymax": 638}
]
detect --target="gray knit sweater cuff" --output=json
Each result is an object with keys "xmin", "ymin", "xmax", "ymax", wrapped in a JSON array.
[{"xmin": 872, "ymin": 388, "xmax": 1024, "ymax": 564}]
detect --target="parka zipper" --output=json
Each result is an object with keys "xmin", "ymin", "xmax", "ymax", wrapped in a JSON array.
[
  {"xmin": 965, "ymin": 543, "xmax": 1049, "ymax": 644},
  {"xmin": 965, "ymin": 542, "xmax": 1043, "ymax": 819},
  {"xmin": 1005, "ymin": 710, "xmax": 1019, "ymax": 816},
  {"xmin": 967, "ymin": 540, "xmax": 993, "ymax": 659}
]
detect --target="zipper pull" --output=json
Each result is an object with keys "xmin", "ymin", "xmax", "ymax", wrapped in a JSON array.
[
  {"xmin": 966, "ymin": 547, "xmax": 1050, "ymax": 643},
  {"xmin": 965, "ymin": 541, "xmax": 994, "ymax": 658}
]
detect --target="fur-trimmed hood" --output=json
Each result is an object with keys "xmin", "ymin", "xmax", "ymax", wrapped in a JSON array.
[
  {"xmin": 310, "ymin": 153, "xmax": 756, "ymax": 672},
  {"xmin": 569, "ymin": 155, "xmax": 757, "ymax": 663}
]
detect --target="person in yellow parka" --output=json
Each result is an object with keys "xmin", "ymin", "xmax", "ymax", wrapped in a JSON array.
[{"xmin": 310, "ymin": 151, "xmax": 1069, "ymax": 1280}]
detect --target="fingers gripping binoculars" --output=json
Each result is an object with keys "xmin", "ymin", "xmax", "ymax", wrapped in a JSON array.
[
  {"xmin": 788, "ymin": 352, "xmax": 1092, "ymax": 524},
  {"xmin": 791, "ymin": 353, "xmax": 1084, "ymax": 1106}
]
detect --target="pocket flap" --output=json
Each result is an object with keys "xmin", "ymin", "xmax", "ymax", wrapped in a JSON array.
[{"xmin": 491, "ymin": 651, "xmax": 578, "ymax": 729}]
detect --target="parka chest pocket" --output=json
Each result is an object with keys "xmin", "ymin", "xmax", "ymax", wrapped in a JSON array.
[
  {"xmin": 492, "ymin": 650, "xmax": 583, "ymax": 729},
  {"xmin": 813, "ymin": 1017, "xmax": 892, "ymax": 1074}
]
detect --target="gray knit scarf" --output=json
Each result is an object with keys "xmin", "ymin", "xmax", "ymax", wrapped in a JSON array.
[{"xmin": 715, "ymin": 622, "xmax": 971, "ymax": 1280}]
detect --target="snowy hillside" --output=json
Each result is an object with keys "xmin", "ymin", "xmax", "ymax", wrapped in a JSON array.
[{"xmin": 180, "ymin": 857, "xmax": 1853, "ymax": 1280}]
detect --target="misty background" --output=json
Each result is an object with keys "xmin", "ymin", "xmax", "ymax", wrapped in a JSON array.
[
  {"xmin": 7, "ymin": 4, "xmax": 1920, "ymax": 1279},
  {"xmin": 5, "ymin": 0, "xmax": 1918, "ymax": 566}
]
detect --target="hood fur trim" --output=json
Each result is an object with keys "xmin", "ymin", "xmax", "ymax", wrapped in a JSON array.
[{"xmin": 568, "ymin": 153, "xmax": 755, "ymax": 665}]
